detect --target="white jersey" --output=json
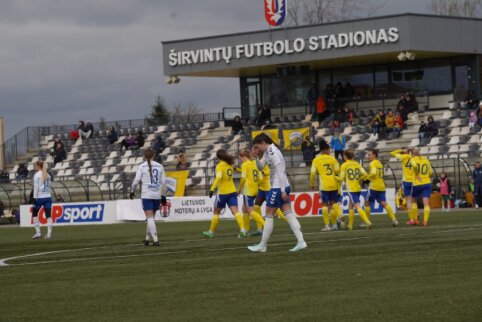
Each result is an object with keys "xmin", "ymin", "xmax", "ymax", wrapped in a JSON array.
[
  {"xmin": 33, "ymin": 171, "xmax": 52, "ymax": 199},
  {"xmin": 257, "ymin": 144, "xmax": 289, "ymax": 190},
  {"xmin": 131, "ymin": 161, "xmax": 166, "ymax": 200}
]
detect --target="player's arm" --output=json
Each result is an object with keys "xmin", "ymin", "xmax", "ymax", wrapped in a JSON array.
[
  {"xmin": 390, "ymin": 149, "xmax": 403, "ymax": 160},
  {"xmin": 255, "ymin": 154, "xmax": 267, "ymax": 170},
  {"xmin": 210, "ymin": 170, "xmax": 222, "ymax": 193},
  {"xmin": 309, "ymin": 163, "xmax": 317, "ymax": 190},
  {"xmin": 33, "ymin": 175, "xmax": 39, "ymax": 199},
  {"xmin": 160, "ymin": 168, "xmax": 167, "ymax": 196},
  {"xmin": 237, "ymin": 164, "xmax": 247, "ymax": 195},
  {"xmin": 359, "ymin": 165, "xmax": 369, "ymax": 181},
  {"xmin": 366, "ymin": 164, "xmax": 377, "ymax": 180},
  {"xmin": 333, "ymin": 160, "xmax": 340, "ymax": 176},
  {"xmin": 427, "ymin": 160, "xmax": 433, "ymax": 176},
  {"xmin": 131, "ymin": 167, "xmax": 142, "ymax": 194},
  {"xmin": 337, "ymin": 166, "xmax": 346, "ymax": 182},
  {"xmin": 411, "ymin": 159, "xmax": 420, "ymax": 176}
]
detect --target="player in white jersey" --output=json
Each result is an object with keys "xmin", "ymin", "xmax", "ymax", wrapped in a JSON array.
[
  {"xmin": 248, "ymin": 133, "xmax": 307, "ymax": 253},
  {"xmin": 130, "ymin": 148, "xmax": 167, "ymax": 246},
  {"xmin": 32, "ymin": 160, "xmax": 53, "ymax": 239}
]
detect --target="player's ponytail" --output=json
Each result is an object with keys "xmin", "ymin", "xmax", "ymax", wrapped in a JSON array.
[
  {"xmin": 35, "ymin": 160, "xmax": 48, "ymax": 183},
  {"xmin": 144, "ymin": 148, "xmax": 154, "ymax": 182},
  {"xmin": 216, "ymin": 149, "xmax": 235, "ymax": 165}
]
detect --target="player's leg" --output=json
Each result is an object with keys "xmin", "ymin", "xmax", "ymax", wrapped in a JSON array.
[
  {"xmin": 355, "ymin": 203, "xmax": 372, "ymax": 228},
  {"xmin": 247, "ymin": 197, "xmax": 264, "ymax": 232},
  {"xmin": 422, "ymin": 185, "xmax": 432, "ymax": 226},
  {"xmin": 404, "ymin": 182, "xmax": 415, "ymax": 224},
  {"xmin": 229, "ymin": 204, "xmax": 246, "ymax": 237},
  {"xmin": 204, "ymin": 194, "xmax": 223, "ymax": 238},
  {"xmin": 31, "ymin": 202, "xmax": 42, "ymax": 239},
  {"xmin": 242, "ymin": 201, "xmax": 250, "ymax": 234},
  {"xmin": 280, "ymin": 191, "xmax": 307, "ymax": 252},
  {"xmin": 365, "ymin": 190, "xmax": 372, "ymax": 221},
  {"xmin": 44, "ymin": 208, "xmax": 53, "ymax": 239},
  {"xmin": 378, "ymin": 191, "xmax": 398, "ymax": 226},
  {"xmin": 348, "ymin": 202, "xmax": 355, "ymax": 231},
  {"xmin": 320, "ymin": 192, "xmax": 331, "ymax": 231},
  {"xmin": 144, "ymin": 199, "xmax": 160, "ymax": 246},
  {"xmin": 248, "ymin": 204, "xmax": 276, "ymax": 252}
]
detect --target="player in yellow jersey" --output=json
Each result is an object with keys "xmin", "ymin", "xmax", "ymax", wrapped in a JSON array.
[
  {"xmin": 365, "ymin": 149, "xmax": 398, "ymax": 227},
  {"xmin": 203, "ymin": 149, "xmax": 246, "ymax": 238},
  {"xmin": 237, "ymin": 149, "xmax": 265, "ymax": 235},
  {"xmin": 410, "ymin": 148, "xmax": 433, "ymax": 226},
  {"xmin": 338, "ymin": 150, "xmax": 372, "ymax": 230},
  {"xmin": 310, "ymin": 139, "xmax": 342, "ymax": 231},
  {"xmin": 390, "ymin": 148, "xmax": 417, "ymax": 225}
]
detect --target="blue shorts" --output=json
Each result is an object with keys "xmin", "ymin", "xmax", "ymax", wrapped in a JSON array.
[
  {"xmin": 266, "ymin": 187, "xmax": 291, "ymax": 209},
  {"xmin": 257, "ymin": 189, "xmax": 269, "ymax": 201},
  {"xmin": 34, "ymin": 197, "xmax": 52, "ymax": 210},
  {"xmin": 243, "ymin": 195, "xmax": 256, "ymax": 208},
  {"xmin": 338, "ymin": 193, "xmax": 343, "ymax": 203},
  {"xmin": 412, "ymin": 184, "xmax": 432, "ymax": 199},
  {"xmin": 402, "ymin": 181, "xmax": 413, "ymax": 197},
  {"xmin": 320, "ymin": 190, "xmax": 339, "ymax": 203},
  {"xmin": 347, "ymin": 192, "xmax": 361, "ymax": 204},
  {"xmin": 216, "ymin": 192, "xmax": 238, "ymax": 209},
  {"xmin": 142, "ymin": 199, "xmax": 161, "ymax": 212},
  {"xmin": 367, "ymin": 189, "xmax": 386, "ymax": 203}
]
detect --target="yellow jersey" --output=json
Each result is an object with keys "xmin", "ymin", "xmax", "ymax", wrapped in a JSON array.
[
  {"xmin": 210, "ymin": 160, "xmax": 236, "ymax": 194},
  {"xmin": 411, "ymin": 156, "xmax": 433, "ymax": 186},
  {"xmin": 310, "ymin": 154, "xmax": 340, "ymax": 191},
  {"xmin": 238, "ymin": 160, "xmax": 260, "ymax": 197},
  {"xmin": 339, "ymin": 160, "xmax": 367, "ymax": 193},
  {"xmin": 390, "ymin": 150, "xmax": 414, "ymax": 183},
  {"xmin": 367, "ymin": 159, "xmax": 386, "ymax": 191},
  {"xmin": 258, "ymin": 165, "xmax": 271, "ymax": 191}
]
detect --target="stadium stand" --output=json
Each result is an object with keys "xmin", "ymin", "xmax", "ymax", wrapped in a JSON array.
[{"xmin": 1, "ymin": 93, "xmax": 481, "ymax": 209}]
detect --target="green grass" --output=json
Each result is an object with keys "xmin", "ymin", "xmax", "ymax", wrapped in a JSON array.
[{"xmin": 1, "ymin": 211, "xmax": 482, "ymax": 322}]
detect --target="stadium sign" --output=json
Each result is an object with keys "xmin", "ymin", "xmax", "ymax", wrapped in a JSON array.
[{"xmin": 168, "ymin": 27, "xmax": 400, "ymax": 67}]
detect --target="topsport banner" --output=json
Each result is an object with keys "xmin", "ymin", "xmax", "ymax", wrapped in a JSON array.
[
  {"xmin": 283, "ymin": 127, "xmax": 310, "ymax": 151},
  {"xmin": 19, "ymin": 190, "xmax": 396, "ymax": 226},
  {"xmin": 251, "ymin": 128, "xmax": 280, "ymax": 145},
  {"xmin": 166, "ymin": 170, "xmax": 189, "ymax": 196}
]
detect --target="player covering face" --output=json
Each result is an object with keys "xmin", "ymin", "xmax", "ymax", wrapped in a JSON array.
[
  {"xmin": 391, "ymin": 148, "xmax": 417, "ymax": 225},
  {"xmin": 365, "ymin": 149, "xmax": 398, "ymax": 227},
  {"xmin": 410, "ymin": 148, "xmax": 433, "ymax": 226},
  {"xmin": 247, "ymin": 134, "xmax": 307, "ymax": 253}
]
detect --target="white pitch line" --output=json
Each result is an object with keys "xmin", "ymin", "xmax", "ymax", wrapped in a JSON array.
[{"xmin": 2, "ymin": 225, "xmax": 481, "ymax": 267}]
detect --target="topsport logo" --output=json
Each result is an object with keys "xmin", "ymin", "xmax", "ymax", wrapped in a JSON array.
[{"xmin": 31, "ymin": 204, "xmax": 105, "ymax": 224}]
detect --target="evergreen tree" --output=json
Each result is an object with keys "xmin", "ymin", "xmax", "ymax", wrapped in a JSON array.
[{"xmin": 146, "ymin": 95, "xmax": 170, "ymax": 125}]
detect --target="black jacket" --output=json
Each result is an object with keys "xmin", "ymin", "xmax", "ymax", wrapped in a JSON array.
[{"xmin": 473, "ymin": 168, "xmax": 482, "ymax": 186}]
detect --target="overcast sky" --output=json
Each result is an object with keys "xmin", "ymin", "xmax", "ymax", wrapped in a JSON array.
[{"xmin": 0, "ymin": 0, "xmax": 429, "ymax": 138}]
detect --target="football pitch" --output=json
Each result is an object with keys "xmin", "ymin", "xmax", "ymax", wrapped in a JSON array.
[{"xmin": 1, "ymin": 211, "xmax": 482, "ymax": 322}]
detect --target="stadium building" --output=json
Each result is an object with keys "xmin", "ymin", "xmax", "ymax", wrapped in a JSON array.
[{"xmin": 162, "ymin": 13, "xmax": 482, "ymax": 118}]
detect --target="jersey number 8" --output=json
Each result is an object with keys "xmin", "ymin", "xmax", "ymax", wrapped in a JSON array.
[{"xmin": 347, "ymin": 168, "xmax": 362, "ymax": 180}]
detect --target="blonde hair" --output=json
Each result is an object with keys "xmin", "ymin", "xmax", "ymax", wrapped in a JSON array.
[
  {"xmin": 35, "ymin": 160, "xmax": 48, "ymax": 183},
  {"xmin": 239, "ymin": 149, "xmax": 252, "ymax": 160}
]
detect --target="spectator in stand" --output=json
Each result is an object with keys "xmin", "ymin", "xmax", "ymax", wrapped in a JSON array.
[
  {"xmin": 418, "ymin": 121, "xmax": 428, "ymax": 140},
  {"xmin": 119, "ymin": 134, "xmax": 136, "ymax": 151},
  {"xmin": 0, "ymin": 169, "xmax": 9, "ymax": 183},
  {"xmin": 330, "ymin": 120, "xmax": 341, "ymax": 135},
  {"xmin": 397, "ymin": 95, "xmax": 408, "ymax": 110},
  {"xmin": 316, "ymin": 96, "xmax": 328, "ymax": 122},
  {"xmin": 385, "ymin": 110, "xmax": 396, "ymax": 135},
  {"xmin": 0, "ymin": 200, "xmax": 4, "ymax": 218},
  {"xmin": 56, "ymin": 194, "xmax": 65, "ymax": 203},
  {"xmin": 344, "ymin": 106, "xmax": 355, "ymax": 126},
  {"xmin": 52, "ymin": 141, "xmax": 67, "ymax": 166},
  {"xmin": 16, "ymin": 163, "xmax": 29, "ymax": 180},
  {"xmin": 307, "ymin": 84, "xmax": 317, "ymax": 116},
  {"xmin": 333, "ymin": 107, "xmax": 345, "ymax": 124},
  {"xmin": 426, "ymin": 116, "xmax": 438, "ymax": 139},
  {"xmin": 77, "ymin": 120, "xmax": 93, "ymax": 141},
  {"xmin": 439, "ymin": 172, "xmax": 451, "ymax": 212},
  {"xmin": 53, "ymin": 137, "xmax": 64, "ymax": 150},
  {"xmin": 473, "ymin": 161, "xmax": 482, "ymax": 209},
  {"xmin": 369, "ymin": 109, "xmax": 386, "ymax": 139},
  {"xmin": 406, "ymin": 93, "xmax": 419, "ymax": 113},
  {"xmin": 344, "ymin": 82, "xmax": 355, "ymax": 98},
  {"xmin": 464, "ymin": 90, "xmax": 479, "ymax": 110},
  {"xmin": 153, "ymin": 134, "xmax": 166, "ymax": 156},
  {"xmin": 393, "ymin": 111, "xmax": 404, "ymax": 138},
  {"xmin": 107, "ymin": 126, "xmax": 118, "ymax": 144},
  {"xmin": 301, "ymin": 135, "xmax": 316, "ymax": 166},
  {"xmin": 335, "ymin": 82, "xmax": 345, "ymax": 97},
  {"xmin": 477, "ymin": 103, "xmax": 482, "ymax": 127},
  {"xmin": 134, "ymin": 131, "xmax": 145, "ymax": 149},
  {"xmin": 469, "ymin": 111, "xmax": 478, "ymax": 129},
  {"xmin": 176, "ymin": 151, "xmax": 189, "ymax": 170},
  {"xmin": 231, "ymin": 116, "xmax": 244, "ymax": 135},
  {"xmin": 330, "ymin": 129, "xmax": 346, "ymax": 161},
  {"xmin": 256, "ymin": 105, "xmax": 271, "ymax": 127}
]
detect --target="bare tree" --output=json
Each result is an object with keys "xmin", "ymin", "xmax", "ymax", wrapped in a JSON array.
[
  {"xmin": 428, "ymin": 0, "xmax": 482, "ymax": 17},
  {"xmin": 287, "ymin": 0, "xmax": 385, "ymax": 26},
  {"xmin": 170, "ymin": 102, "xmax": 202, "ymax": 121}
]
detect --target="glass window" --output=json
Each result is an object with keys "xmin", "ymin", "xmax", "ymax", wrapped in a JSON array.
[
  {"xmin": 333, "ymin": 66, "xmax": 374, "ymax": 98},
  {"xmin": 392, "ymin": 60, "xmax": 451, "ymax": 95},
  {"xmin": 262, "ymin": 73, "xmax": 314, "ymax": 108},
  {"xmin": 318, "ymin": 70, "xmax": 332, "ymax": 98},
  {"xmin": 374, "ymin": 66, "xmax": 389, "ymax": 96}
]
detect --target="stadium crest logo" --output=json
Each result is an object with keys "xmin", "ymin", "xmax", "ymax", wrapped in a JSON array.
[{"xmin": 264, "ymin": 0, "xmax": 287, "ymax": 27}]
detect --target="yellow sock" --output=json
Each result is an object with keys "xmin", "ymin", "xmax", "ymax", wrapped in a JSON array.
[
  {"xmin": 330, "ymin": 209, "xmax": 338, "ymax": 225},
  {"xmin": 254, "ymin": 205, "xmax": 264, "ymax": 229},
  {"xmin": 234, "ymin": 212, "xmax": 245, "ymax": 231},
  {"xmin": 385, "ymin": 204, "xmax": 396, "ymax": 221},
  {"xmin": 249, "ymin": 210, "xmax": 265, "ymax": 229},
  {"xmin": 365, "ymin": 206, "xmax": 371, "ymax": 220},
  {"xmin": 243, "ymin": 213, "xmax": 250, "ymax": 232},
  {"xmin": 333, "ymin": 203, "xmax": 342, "ymax": 218},
  {"xmin": 411, "ymin": 203, "xmax": 418, "ymax": 221},
  {"xmin": 276, "ymin": 208, "xmax": 287, "ymax": 222},
  {"xmin": 406, "ymin": 203, "xmax": 412, "ymax": 220},
  {"xmin": 357, "ymin": 207, "xmax": 372, "ymax": 225},
  {"xmin": 348, "ymin": 209, "xmax": 355, "ymax": 229},
  {"xmin": 209, "ymin": 214, "xmax": 220, "ymax": 233},
  {"xmin": 423, "ymin": 206, "xmax": 430, "ymax": 224},
  {"xmin": 322, "ymin": 206, "xmax": 330, "ymax": 226}
]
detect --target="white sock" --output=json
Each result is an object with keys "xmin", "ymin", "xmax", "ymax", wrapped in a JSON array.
[
  {"xmin": 147, "ymin": 217, "xmax": 158, "ymax": 242},
  {"xmin": 285, "ymin": 211, "xmax": 304, "ymax": 244},
  {"xmin": 260, "ymin": 217, "xmax": 274, "ymax": 246},
  {"xmin": 47, "ymin": 218, "xmax": 52, "ymax": 236},
  {"xmin": 33, "ymin": 217, "xmax": 41, "ymax": 234},
  {"xmin": 145, "ymin": 224, "xmax": 150, "ymax": 241}
]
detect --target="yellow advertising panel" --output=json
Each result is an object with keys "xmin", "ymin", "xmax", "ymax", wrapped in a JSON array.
[
  {"xmin": 251, "ymin": 128, "xmax": 280, "ymax": 145},
  {"xmin": 283, "ymin": 127, "xmax": 310, "ymax": 150},
  {"xmin": 165, "ymin": 170, "xmax": 189, "ymax": 196}
]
